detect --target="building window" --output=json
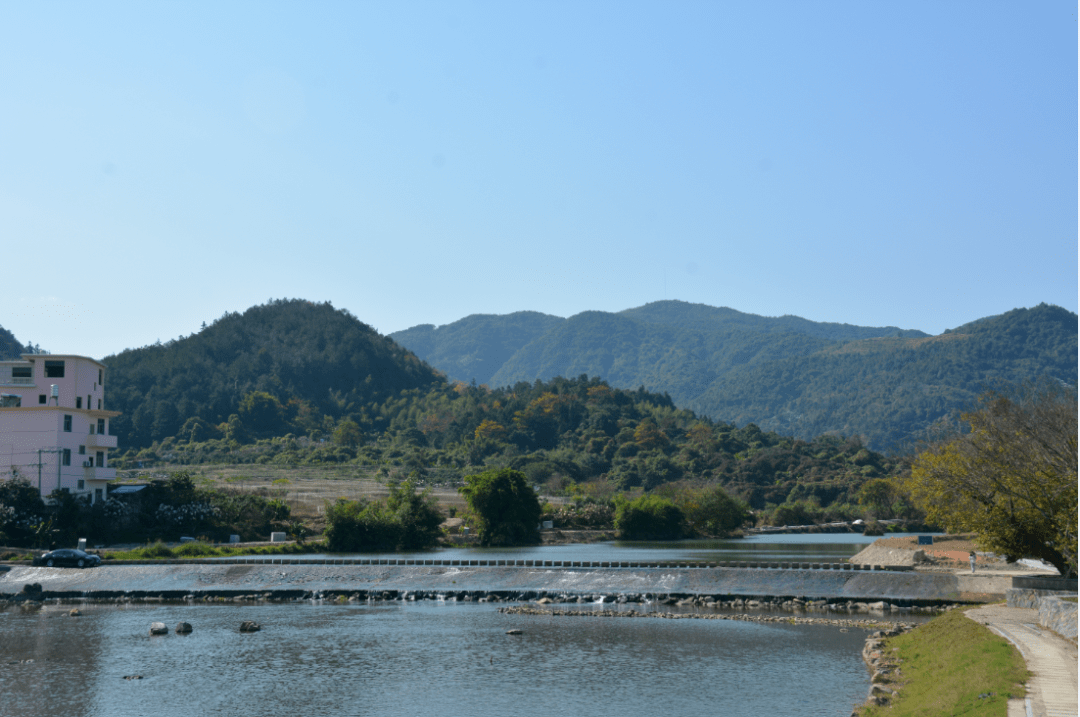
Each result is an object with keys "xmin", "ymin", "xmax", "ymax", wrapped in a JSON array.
[
  {"xmin": 39, "ymin": 395, "xmax": 46, "ymax": 404},
  {"xmin": 63, "ymin": 415, "xmax": 72, "ymax": 432},
  {"xmin": 77, "ymin": 479, "xmax": 85, "ymax": 490},
  {"xmin": 98, "ymin": 369, "xmax": 103, "ymax": 385},
  {"xmin": 76, "ymin": 397, "xmax": 82, "ymax": 409},
  {"xmin": 0, "ymin": 395, "xmax": 20, "ymax": 408},
  {"xmin": 12, "ymin": 366, "xmax": 31, "ymax": 379},
  {"xmin": 95, "ymin": 488, "xmax": 103, "ymax": 502},
  {"xmin": 79, "ymin": 445, "xmax": 85, "ymax": 455},
  {"xmin": 98, "ymin": 418, "xmax": 106, "ymax": 435},
  {"xmin": 87, "ymin": 394, "xmax": 91, "ymax": 409},
  {"xmin": 95, "ymin": 451, "xmax": 104, "ymax": 468},
  {"xmin": 97, "ymin": 399, "xmax": 102, "ymax": 410},
  {"xmin": 44, "ymin": 360, "xmax": 65, "ymax": 378},
  {"xmin": 62, "ymin": 449, "xmax": 71, "ymax": 466}
]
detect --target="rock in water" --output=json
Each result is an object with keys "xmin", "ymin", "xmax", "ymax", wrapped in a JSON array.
[
  {"xmin": 175, "ymin": 622, "xmax": 193, "ymax": 634},
  {"xmin": 505, "ymin": 629, "xmax": 523, "ymax": 635},
  {"xmin": 239, "ymin": 621, "xmax": 261, "ymax": 632},
  {"xmin": 68, "ymin": 608, "xmax": 81, "ymax": 617},
  {"xmin": 149, "ymin": 622, "xmax": 168, "ymax": 635}
]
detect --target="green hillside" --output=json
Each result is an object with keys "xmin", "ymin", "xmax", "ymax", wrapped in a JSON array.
[
  {"xmin": 0, "ymin": 325, "xmax": 34, "ymax": 360},
  {"xmin": 698, "ymin": 304, "xmax": 1078, "ymax": 449},
  {"xmin": 487, "ymin": 310, "xmax": 836, "ymax": 406},
  {"xmin": 104, "ymin": 299, "xmax": 444, "ymax": 448},
  {"xmin": 619, "ymin": 301, "xmax": 926, "ymax": 341},
  {"xmin": 394, "ymin": 301, "xmax": 1077, "ymax": 451},
  {"xmin": 389, "ymin": 311, "xmax": 563, "ymax": 385}
]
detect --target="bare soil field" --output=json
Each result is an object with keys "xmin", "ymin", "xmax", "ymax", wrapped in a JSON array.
[
  {"xmin": 114, "ymin": 464, "xmax": 569, "ymax": 519},
  {"xmin": 114, "ymin": 464, "xmax": 472, "ymax": 518}
]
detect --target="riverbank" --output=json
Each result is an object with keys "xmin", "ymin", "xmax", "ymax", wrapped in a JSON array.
[{"xmin": 854, "ymin": 607, "xmax": 1030, "ymax": 716}]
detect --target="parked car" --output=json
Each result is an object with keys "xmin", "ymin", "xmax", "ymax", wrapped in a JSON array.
[{"xmin": 33, "ymin": 549, "xmax": 102, "ymax": 568}]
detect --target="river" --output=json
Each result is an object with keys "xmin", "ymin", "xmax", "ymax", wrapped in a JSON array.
[
  {"xmin": 1, "ymin": 601, "xmax": 878, "ymax": 717},
  {"xmin": 1, "ymin": 534, "xmax": 933, "ymax": 715}
]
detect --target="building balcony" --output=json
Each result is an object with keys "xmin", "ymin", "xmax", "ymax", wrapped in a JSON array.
[
  {"xmin": 86, "ymin": 433, "xmax": 118, "ymax": 449},
  {"xmin": 0, "ymin": 377, "xmax": 34, "ymax": 386},
  {"xmin": 82, "ymin": 465, "xmax": 117, "ymax": 481}
]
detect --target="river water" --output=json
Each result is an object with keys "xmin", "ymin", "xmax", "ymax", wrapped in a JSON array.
[
  {"xmin": 3, "ymin": 535, "xmax": 932, "ymax": 715},
  {"xmin": 1, "ymin": 601, "xmax": 876, "ymax": 717},
  {"xmin": 239, "ymin": 532, "xmax": 933, "ymax": 564}
]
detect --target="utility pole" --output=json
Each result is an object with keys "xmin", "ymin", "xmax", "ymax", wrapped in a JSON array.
[{"xmin": 37, "ymin": 448, "xmax": 62, "ymax": 497}]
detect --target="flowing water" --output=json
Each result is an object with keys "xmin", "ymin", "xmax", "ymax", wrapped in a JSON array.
[{"xmin": 1, "ymin": 601, "xmax": 877, "ymax": 717}]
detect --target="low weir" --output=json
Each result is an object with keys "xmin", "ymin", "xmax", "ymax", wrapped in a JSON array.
[{"xmin": 0, "ymin": 561, "xmax": 1007, "ymax": 604}]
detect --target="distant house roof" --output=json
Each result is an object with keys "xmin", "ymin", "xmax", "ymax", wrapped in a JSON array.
[{"xmin": 110, "ymin": 484, "xmax": 148, "ymax": 494}]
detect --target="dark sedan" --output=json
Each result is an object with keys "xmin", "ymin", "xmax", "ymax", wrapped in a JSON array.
[{"xmin": 33, "ymin": 549, "xmax": 102, "ymax": 568}]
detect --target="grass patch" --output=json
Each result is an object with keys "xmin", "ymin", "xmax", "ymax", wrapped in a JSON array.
[
  {"xmin": 104, "ymin": 540, "xmax": 327, "ymax": 560},
  {"xmin": 1062, "ymin": 597, "xmax": 1077, "ymax": 603},
  {"xmin": 860, "ymin": 609, "xmax": 1028, "ymax": 717}
]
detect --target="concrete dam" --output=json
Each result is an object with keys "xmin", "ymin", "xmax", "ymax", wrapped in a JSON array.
[{"xmin": 0, "ymin": 559, "xmax": 1009, "ymax": 604}]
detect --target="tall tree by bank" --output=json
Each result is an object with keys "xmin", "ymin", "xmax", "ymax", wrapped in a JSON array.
[
  {"xmin": 903, "ymin": 383, "xmax": 1077, "ymax": 576},
  {"xmin": 459, "ymin": 468, "xmax": 541, "ymax": 547}
]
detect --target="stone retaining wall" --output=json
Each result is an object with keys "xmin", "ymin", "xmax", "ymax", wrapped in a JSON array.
[
  {"xmin": 1038, "ymin": 595, "xmax": 1077, "ymax": 641},
  {"xmin": 1006, "ymin": 588, "xmax": 1078, "ymax": 641}
]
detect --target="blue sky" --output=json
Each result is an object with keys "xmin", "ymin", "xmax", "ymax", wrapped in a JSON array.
[{"xmin": 2, "ymin": 1, "xmax": 1076, "ymax": 359}]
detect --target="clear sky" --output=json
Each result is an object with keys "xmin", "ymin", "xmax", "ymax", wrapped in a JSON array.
[{"xmin": 2, "ymin": 1, "xmax": 1076, "ymax": 359}]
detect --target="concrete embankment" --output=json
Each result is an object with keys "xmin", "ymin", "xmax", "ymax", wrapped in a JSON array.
[{"xmin": 0, "ymin": 562, "xmax": 1005, "ymax": 604}]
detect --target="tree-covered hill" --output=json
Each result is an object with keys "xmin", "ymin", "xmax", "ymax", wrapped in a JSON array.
[
  {"xmin": 692, "ymin": 304, "xmax": 1078, "ymax": 449},
  {"xmin": 389, "ymin": 311, "xmax": 563, "ymax": 385},
  {"xmin": 119, "ymin": 372, "xmax": 907, "ymax": 519},
  {"xmin": 0, "ymin": 325, "xmax": 34, "ymax": 360},
  {"xmin": 393, "ymin": 301, "xmax": 1077, "ymax": 451},
  {"xmin": 619, "ymin": 301, "xmax": 926, "ymax": 341},
  {"xmin": 104, "ymin": 300, "xmax": 444, "ymax": 448}
]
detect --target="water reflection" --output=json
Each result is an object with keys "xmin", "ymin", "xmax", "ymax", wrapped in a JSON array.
[
  {"xmin": 231, "ymin": 533, "xmax": 933, "ymax": 564},
  {"xmin": 1, "ymin": 602, "xmax": 873, "ymax": 717}
]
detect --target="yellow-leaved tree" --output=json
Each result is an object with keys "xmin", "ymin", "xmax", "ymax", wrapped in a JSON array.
[{"xmin": 903, "ymin": 384, "xmax": 1077, "ymax": 577}]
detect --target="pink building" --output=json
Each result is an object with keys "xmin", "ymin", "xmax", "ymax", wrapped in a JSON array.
[{"xmin": 0, "ymin": 354, "xmax": 120, "ymax": 503}]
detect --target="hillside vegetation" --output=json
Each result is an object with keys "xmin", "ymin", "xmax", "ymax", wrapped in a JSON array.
[
  {"xmin": 104, "ymin": 300, "xmax": 444, "ymax": 448},
  {"xmin": 0, "ymin": 325, "xmax": 37, "ymax": 360},
  {"xmin": 109, "ymin": 309, "xmax": 912, "ymax": 521},
  {"xmin": 393, "ymin": 301, "xmax": 1077, "ymax": 450}
]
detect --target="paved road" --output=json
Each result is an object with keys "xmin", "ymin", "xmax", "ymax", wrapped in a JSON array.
[{"xmin": 967, "ymin": 605, "xmax": 1078, "ymax": 717}]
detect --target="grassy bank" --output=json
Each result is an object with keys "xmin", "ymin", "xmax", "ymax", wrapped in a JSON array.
[
  {"xmin": 103, "ymin": 540, "xmax": 329, "ymax": 560},
  {"xmin": 860, "ymin": 608, "xmax": 1028, "ymax": 716}
]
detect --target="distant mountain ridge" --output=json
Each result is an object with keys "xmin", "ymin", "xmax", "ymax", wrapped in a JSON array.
[{"xmin": 392, "ymin": 301, "xmax": 1077, "ymax": 451}]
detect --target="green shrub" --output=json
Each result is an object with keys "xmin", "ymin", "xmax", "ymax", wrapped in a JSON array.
[
  {"xmin": 459, "ymin": 468, "xmax": 541, "ymax": 547},
  {"xmin": 324, "ymin": 479, "xmax": 443, "ymax": 552},
  {"xmin": 614, "ymin": 494, "xmax": 686, "ymax": 540}
]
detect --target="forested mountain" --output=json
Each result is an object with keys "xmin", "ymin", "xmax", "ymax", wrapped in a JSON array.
[
  {"xmin": 120, "ymin": 372, "xmax": 906, "ymax": 517},
  {"xmin": 394, "ymin": 301, "xmax": 1077, "ymax": 451},
  {"xmin": 618, "ymin": 301, "xmax": 926, "ymax": 341},
  {"xmin": 692, "ymin": 304, "xmax": 1078, "ymax": 449},
  {"xmin": 104, "ymin": 300, "xmax": 444, "ymax": 448},
  {"xmin": 0, "ymin": 325, "xmax": 34, "ymax": 360},
  {"xmin": 389, "ymin": 311, "xmax": 563, "ymax": 385}
]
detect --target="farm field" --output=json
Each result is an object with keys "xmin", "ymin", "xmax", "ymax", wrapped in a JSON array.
[{"xmin": 112, "ymin": 464, "xmax": 568, "ymax": 520}]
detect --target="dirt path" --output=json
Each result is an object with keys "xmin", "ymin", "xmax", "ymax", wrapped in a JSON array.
[{"xmin": 966, "ymin": 604, "xmax": 1078, "ymax": 717}]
